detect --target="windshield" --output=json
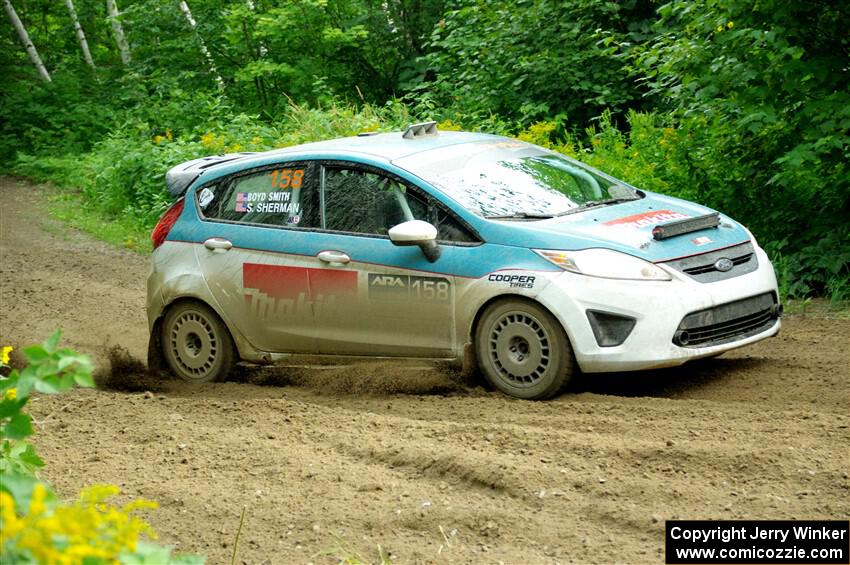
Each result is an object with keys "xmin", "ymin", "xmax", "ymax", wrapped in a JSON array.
[{"xmin": 395, "ymin": 140, "xmax": 639, "ymax": 218}]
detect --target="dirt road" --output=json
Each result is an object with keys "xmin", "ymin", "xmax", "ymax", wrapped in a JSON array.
[{"xmin": 1, "ymin": 177, "xmax": 848, "ymax": 564}]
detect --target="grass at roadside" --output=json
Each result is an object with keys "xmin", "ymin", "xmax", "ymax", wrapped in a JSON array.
[
  {"xmin": 783, "ymin": 298, "xmax": 850, "ymax": 320},
  {"xmin": 47, "ymin": 189, "xmax": 152, "ymax": 254}
]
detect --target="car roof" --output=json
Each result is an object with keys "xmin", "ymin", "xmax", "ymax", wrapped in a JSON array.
[
  {"xmin": 247, "ymin": 130, "xmax": 502, "ymax": 162},
  {"xmin": 166, "ymin": 130, "xmax": 505, "ymax": 197}
]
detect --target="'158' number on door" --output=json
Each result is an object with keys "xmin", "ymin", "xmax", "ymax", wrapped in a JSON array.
[{"xmin": 410, "ymin": 277, "xmax": 450, "ymax": 302}]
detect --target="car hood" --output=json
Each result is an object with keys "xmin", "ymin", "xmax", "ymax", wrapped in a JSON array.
[{"xmin": 487, "ymin": 193, "xmax": 751, "ymax": 263}]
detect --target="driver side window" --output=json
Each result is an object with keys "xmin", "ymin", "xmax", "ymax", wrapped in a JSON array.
[{"xmin": 322, "ymin": 167, "xmax": 428, "ymax": 235}]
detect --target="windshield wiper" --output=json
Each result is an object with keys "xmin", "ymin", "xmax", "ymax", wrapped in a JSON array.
[
  {"xmin": 554, "ymin": 196, "xmax": 639, "ymax": 217},
  {"xmin": 485, "ymin": 212, "xmax": 555, "ymax": 220}
]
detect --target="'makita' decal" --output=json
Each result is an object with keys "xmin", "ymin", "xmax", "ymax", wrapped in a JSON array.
[{"xmin": 243, "ymin": 263, "xmax": 356, "ymax": 321}]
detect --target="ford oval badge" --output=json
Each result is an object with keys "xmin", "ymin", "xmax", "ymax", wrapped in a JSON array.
[{"xmin": 714, "ymin": 258, "xmax": 734, "ymax": 272}]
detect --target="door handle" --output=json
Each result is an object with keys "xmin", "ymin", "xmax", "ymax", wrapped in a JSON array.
[
  {"xmin": 203, "ymin": 237, "xmax": 232, "ymax": 251},
  {"xmin": 317, "ymin": 250, "xmax": 350, "ymax": 264}
]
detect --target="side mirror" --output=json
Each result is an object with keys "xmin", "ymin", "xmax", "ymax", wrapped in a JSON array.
[{"xmin": 388, "ymin": 220, "xmax": 441, "ymax": 262}]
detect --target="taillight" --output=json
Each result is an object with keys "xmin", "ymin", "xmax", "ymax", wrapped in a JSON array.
[{"xmin": 151, "ymin": 198, "xmax": 185, "ymax": 250}]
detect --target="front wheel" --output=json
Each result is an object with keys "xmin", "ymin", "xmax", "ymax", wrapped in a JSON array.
[
  {"xmin": 162, "ymin": 301, "xmax": 236, "ymax": 383},
  {"xmin": 475, "ymin": 299, "xmax": 575, "ymax": 399}
]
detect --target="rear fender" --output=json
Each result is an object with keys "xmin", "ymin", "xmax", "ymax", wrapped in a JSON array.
[{"xmin": 152, "ymin": 276, "xmax": 266, "ymax": 365}]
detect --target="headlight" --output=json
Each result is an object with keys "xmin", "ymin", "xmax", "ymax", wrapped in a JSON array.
[{"xmin": 534, "ymin": 248, "xmax": 672, "ymax": 281}]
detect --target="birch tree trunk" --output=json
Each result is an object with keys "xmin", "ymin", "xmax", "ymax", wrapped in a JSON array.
[
  {"xmin": 65, "ymin": 0, "xmax": 95, "ymax": 68},
  {"xmin": 105, "ymin": 0, "xmax": 131, "ymax": 64},
  {"xmin": 2, "ymin": 0, "xmax": 51, "ymax": 82},
  {"xmin": 244, "ymin": 0, "xmax": 267, "ymax": 56},
  {"xmin": 178, "ymin": 0, "xmax": 224, "ymax": 89}
]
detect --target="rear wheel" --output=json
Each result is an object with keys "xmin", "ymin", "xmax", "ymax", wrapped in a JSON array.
[
  {"xmin": 162, "ymin": 301, "xmax": 235, "ymax": 383},
  {"xmin": 475, "ymin": 299, "xmax": 575, "ymax": 399}
]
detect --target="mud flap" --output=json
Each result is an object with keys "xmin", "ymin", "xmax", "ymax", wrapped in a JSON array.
[
  {"xmin": 461, "ymin": 342, "xmax": 478, "ymax": 377},
  {"xmin": 146, "ymin": 318, "xmax": 167, "ymax": 375}
]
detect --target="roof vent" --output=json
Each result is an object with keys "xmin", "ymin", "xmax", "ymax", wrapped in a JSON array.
[{"xmin": 402, "ymin": 121, "xmax": 438, "ymax": 139}]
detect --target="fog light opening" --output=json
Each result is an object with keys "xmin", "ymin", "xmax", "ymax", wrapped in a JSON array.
[
  {"xmin": 586, "ymin": 310, "xmax": 637, "ymax": 347},
  {"xmin": 674, "ymin": 330, "xmax": 690, "ymax": 346}
]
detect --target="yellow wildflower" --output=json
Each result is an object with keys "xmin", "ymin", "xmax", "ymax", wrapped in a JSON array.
[
  {"xmin": 153, "ymin": 135, "xmax": 165, "ymax": 145},
  {"xmin": 165, "ymin": 128, "xmax": 173, "ymax": 140},
  {"xmin": 201, "ymin": 131, "xmax": 224, "ymax": 151},
  {"xmin": 437, "ymin": 119, "xmax": 462, "ymax": 132},
  {"xmin": 0, "ymin": 491, "xmax": 23, "ymax": 541},
  {"xmin": 80, "ymin": 484, "xmax": 121, "ymax": 504},
  {"xmin": 1, "ymin": 345, "xmax": 11, "ymax": 364},
  {"xmin": 727, "ymin": 21, "xmax": 734, "ymax": 29},
  {"xmin": 3, "ymin": 388, "xmax": 15, "ymax": 401},
  {"xmin": 28, "ymin": 484, "xmax": 48, "ymax": 517},
  {"xmin": 716, "ymin": 25, "xmax": 723, "ymax": 32},
  {"xmin": 2, "ymin": 483, "xmax": 160, "ymax": 562},
  {"xmin": 518, "ymin": 121, "xmax": 557, "ymax": 147}
]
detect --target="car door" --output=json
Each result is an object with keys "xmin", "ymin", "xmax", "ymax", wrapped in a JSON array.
[
  {"xmin": 308, "ymin": 162, "xmax": 474, "ymax": 357},
  {"xmin": 192, "ymin": 161, "xmax": 337, "ymax": 353}
]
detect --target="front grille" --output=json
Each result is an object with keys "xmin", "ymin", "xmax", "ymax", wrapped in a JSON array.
[
  {"xmin": 662, "ymin": 242, "xmax": 758, "ymax": 283},
  {"xmin": 673, "ymin": 292, "xmax": 779, "ymax": 348}
]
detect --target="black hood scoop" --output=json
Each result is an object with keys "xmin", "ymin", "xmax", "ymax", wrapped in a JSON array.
[{"xmin": 651, "ymin": 212, "xmax": 720, "ymax": 240}]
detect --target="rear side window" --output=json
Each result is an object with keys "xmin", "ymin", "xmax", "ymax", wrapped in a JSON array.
[{"xmin": 197, "ymin": 162, "xmax": 320, "ymax": 228}]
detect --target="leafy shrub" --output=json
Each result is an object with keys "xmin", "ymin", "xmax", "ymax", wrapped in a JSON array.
[{"xmin": 415, "ymin": 0, "xmax": 655, "ymax": 126}]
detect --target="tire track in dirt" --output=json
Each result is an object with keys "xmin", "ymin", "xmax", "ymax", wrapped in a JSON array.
[{"xmin": 2, "ymin": 177, "xmax": 849, "ymax": 564}]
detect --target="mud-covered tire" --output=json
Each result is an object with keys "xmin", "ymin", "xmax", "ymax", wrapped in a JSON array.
[
  {"xmin": 161, "ymin": 301, "xmax": 236, "ymax": 383},
  {"xmin": 475, "ymin": 299, "xmax": 575, "ymax": 399}
]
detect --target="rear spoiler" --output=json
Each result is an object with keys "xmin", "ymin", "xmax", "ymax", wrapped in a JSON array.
[
  {"xmin": 165, "ymin": 152, "xmax": 257, "ymax": 198},
  {"xmin": 652, "ymin": 212, "xmax": 720, "ymax": 240}
]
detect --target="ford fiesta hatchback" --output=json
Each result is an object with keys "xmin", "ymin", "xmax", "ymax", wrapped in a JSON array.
[{"xmin": 147, "ymin": 122, "xmax": 782, "ymax": 399}]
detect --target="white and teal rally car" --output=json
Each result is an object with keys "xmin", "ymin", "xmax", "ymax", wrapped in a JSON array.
[{"xmin": 147, "ymin": 122, "xmax": 781, "ymax": 399}]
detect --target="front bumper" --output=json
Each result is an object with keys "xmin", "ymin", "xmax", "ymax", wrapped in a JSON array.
[{"xmin": 535, "ymin": 244, "xmax": 781, "ymax": 372}]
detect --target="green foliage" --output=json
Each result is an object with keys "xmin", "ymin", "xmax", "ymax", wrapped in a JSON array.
[{"xmin": 415, "ymin": 0, "xmax": 656, "ymax": 126}]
